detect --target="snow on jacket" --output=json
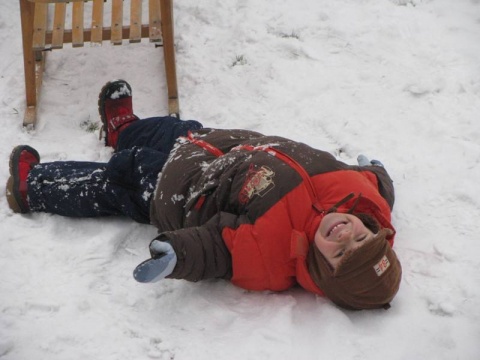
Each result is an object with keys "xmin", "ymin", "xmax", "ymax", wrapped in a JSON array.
[{"xmin": 149, "ymin": 128, "xmax": 395, "ymax": 295}]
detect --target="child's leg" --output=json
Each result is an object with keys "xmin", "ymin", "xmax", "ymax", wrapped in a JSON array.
[
  {"xmin": 27, "ymin": 147, "xmax": 168, "ymax": 224},
  {"xmin": 116, "ymin": 116, "xmax": 203, "ymax": 153}
]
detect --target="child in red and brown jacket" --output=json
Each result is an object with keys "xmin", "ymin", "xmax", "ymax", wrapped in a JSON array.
[{"xmin": 6, "ymin": 80, "xmax": 401, "ymax": 310}]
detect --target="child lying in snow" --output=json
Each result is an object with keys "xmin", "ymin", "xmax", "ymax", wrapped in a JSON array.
[{"xmin": 6, "ymin": 80, "xmax": 401, "ymax": 310}]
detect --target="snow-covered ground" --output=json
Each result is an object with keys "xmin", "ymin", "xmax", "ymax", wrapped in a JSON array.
[{"xmin": 1, "ymin": 0, "xmax": 480, "ymax": 359}]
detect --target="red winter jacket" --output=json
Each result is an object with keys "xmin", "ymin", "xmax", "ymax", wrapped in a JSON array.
[{"xmin": 149, "ymin": 129, "xmax": 395, "ymax": 295}]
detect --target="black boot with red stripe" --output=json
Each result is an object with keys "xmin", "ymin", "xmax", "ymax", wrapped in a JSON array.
[
  {"xmin": 98, "ymin": 79, "xmax": 139, "ymax": 149},
  {"xmin": 6, "ymin": 145, "xmax": 40, "ymax": 213}
]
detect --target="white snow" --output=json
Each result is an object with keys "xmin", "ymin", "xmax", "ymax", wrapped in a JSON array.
[
  {"xmin": 1, "ymin": 0, "xmax": 480, "ymax": 359},
  {"xmin": 109, "ymin": 83, "xmax": 132, "ymax": 100},
  {"xmin": 171, "ymin": 194, "xmax": 185, "ymax": 204}
]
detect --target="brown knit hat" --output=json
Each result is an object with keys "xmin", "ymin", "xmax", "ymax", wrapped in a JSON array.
[{"xmin": 307, "ymin": 229, "xmax": 402, "ymax": 310}]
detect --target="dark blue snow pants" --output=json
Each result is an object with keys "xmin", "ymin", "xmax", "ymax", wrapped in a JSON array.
[{"xmin": 27, "ymin": 116, "xmax": 203, "ymax": 224}]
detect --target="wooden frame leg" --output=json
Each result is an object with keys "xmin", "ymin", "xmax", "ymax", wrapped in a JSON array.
[
  {"xmin": 19, "ymin": 0, "xmax": 37, "ymax": 127},
  {"xmin": 160, "ymin": 0, "xmax": 179, "ymax": 117},
  {"xmin": 19, "ymin": 0, "xmax": 47, "ymax": 128},
  {"xmin": 20, "ymin": 0, "xmax": 37, "ymax": 126}
]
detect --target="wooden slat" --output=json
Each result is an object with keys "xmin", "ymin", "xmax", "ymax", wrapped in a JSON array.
[
  {"xmin": 72, "ymin": 1, "xmax": 84, "ymax": 47},
  {"xmin": 130, "ymin": 0, "xmax": 142, "ymax": 43},
  {"xmin": 32, "ymin": 3, "xmax": 48, "ymax": 50},
  {"xmin": 91, "ymin": 0, "xmax": 104, "ymax": 44},
  {"xmin": 45, "ymin": 26, "xmax": 151, "ymax": 44},
  {"xmin": 111, "ymin": 0, "xmax": 123, "ymax": 45},
  {"xmin": 51, "ymin": 3, "xmax": 66, "ymax": 49},
  {"xmin": 29, "ymin": 0, "xmax": 86, "ymax": 3},
  {"xmin": 149, "ymin": 0, "xmax": 162, "ymax": 42}
]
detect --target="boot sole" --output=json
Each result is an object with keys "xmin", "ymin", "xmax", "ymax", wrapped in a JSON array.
[
  {"xmin": 6, "ymin": 145, "xmax": 40, "ymax": 213},
  {"xmin": 6, "ymin": 177, "xmax": 22, "ymax": 213}
]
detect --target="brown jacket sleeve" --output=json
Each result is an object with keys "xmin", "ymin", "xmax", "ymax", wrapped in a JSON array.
[
  {"xmin": 151, "ymin": 212, "xmax": 244, "ymax": 282},
  {"xmin": 362, "ymin": 165, "xmax": 395, "ymax": 210}
]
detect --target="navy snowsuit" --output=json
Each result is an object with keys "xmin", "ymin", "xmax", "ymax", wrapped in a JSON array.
[{"xmin": 28, "ymin": 117, "xmax": 202, "ymax": 223}]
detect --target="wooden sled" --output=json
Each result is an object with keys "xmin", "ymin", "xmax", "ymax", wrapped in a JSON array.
[{"xmin": 19, "ymin": 0, "xmax": 180, "ymax": 127}]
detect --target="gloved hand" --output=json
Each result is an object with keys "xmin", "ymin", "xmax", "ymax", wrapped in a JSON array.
[
  {"xmin": 357, "ymin": 154, "xmax": 384, "ymax": 167},
  {"xmin": 133, "ymin": 240, "xmax": 177, "ymax": 283}
]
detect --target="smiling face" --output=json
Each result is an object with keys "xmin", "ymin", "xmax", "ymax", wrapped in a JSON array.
[{"xmin": 314, "ymin": 213, "xmax": 375, "ymax": 269}]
